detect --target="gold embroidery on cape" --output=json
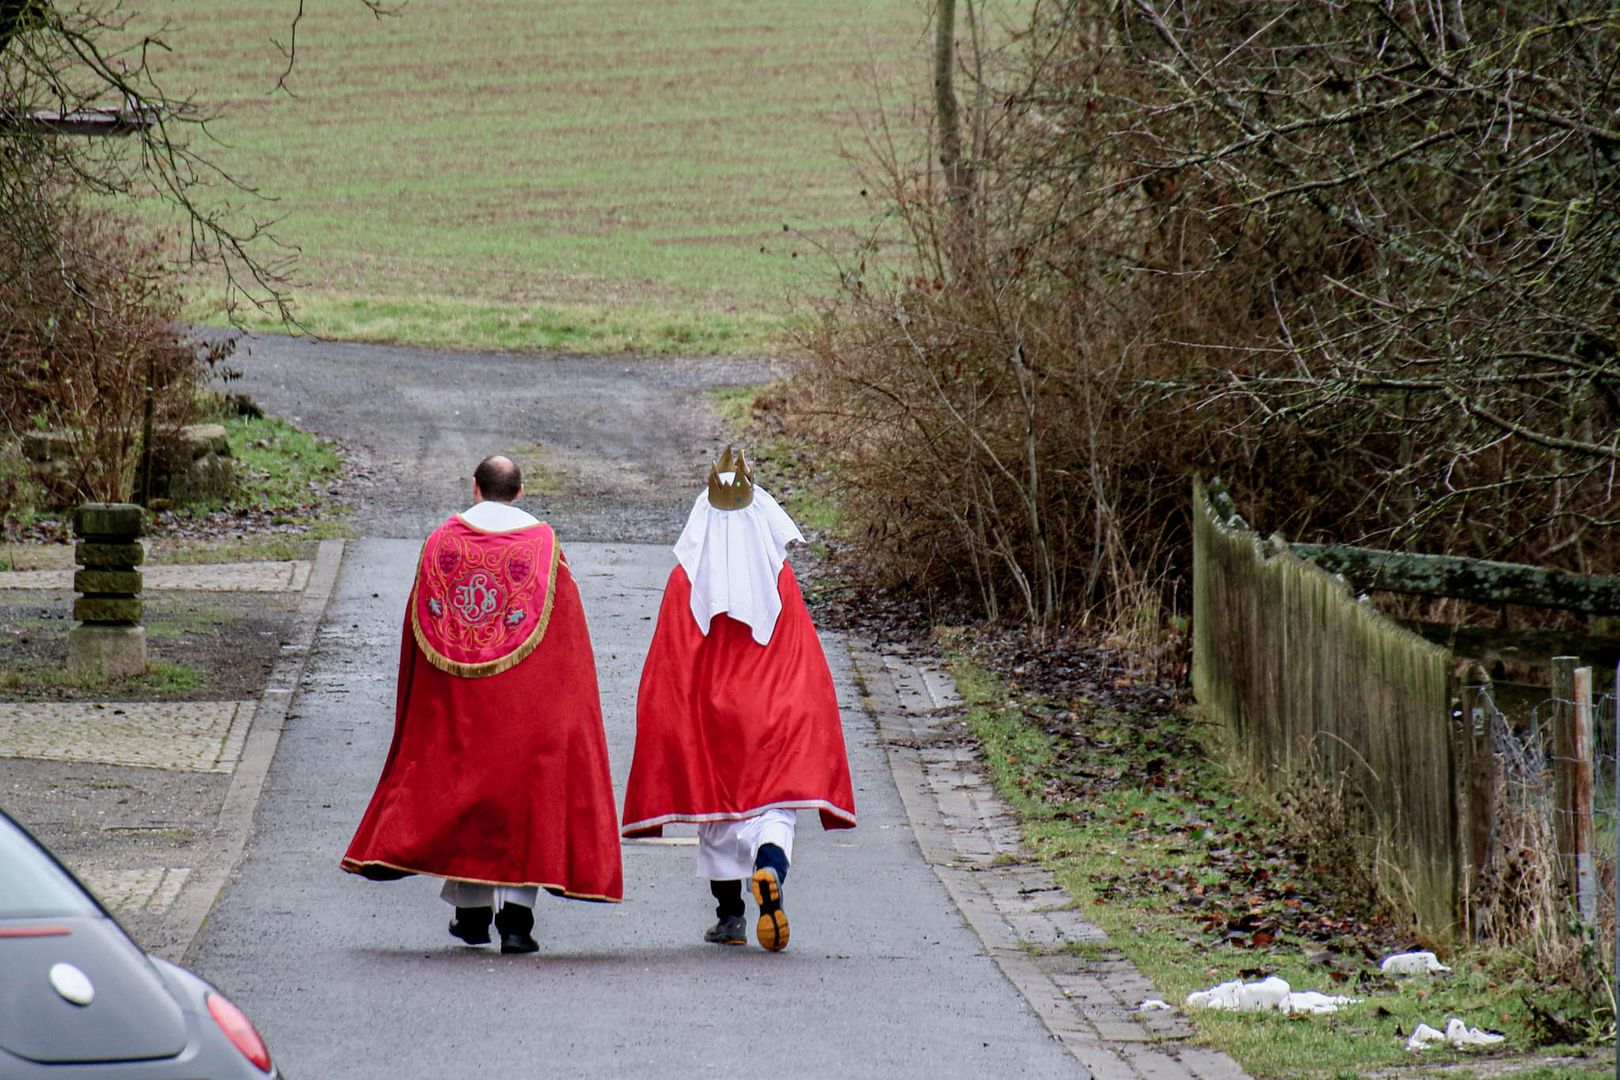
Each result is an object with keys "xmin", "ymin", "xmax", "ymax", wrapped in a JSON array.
[{"xmin": 410, "ymin": 525, "xmax": 561, "ymax": 679}]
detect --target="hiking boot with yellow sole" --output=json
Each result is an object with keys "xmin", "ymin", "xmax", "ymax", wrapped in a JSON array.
[{"xmin": 751, "ymin": 867, "xmax": 789, "ymax": 952}]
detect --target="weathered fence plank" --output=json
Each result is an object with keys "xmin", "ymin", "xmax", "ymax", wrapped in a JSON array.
[
  {"xmin": 1192, "ymin": 478, "xmax": 1458, "ymax": 938},
  {"xmin": 1290, "ymin": 543, "xmax": 1620, "ymax": 615}
]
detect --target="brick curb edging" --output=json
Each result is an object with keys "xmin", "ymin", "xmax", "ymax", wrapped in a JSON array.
[
  {"xmin": 172, "ymin": 538, "xmax": 345, "ymax": 965},
  {"xmin": 849, "ymin": 641, "xmax": 1250, "ymax": 1080}
]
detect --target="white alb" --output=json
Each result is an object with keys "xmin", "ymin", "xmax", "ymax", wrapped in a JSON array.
[
  {"xmin": 459, "ymin": 500, "xmax": 540, "ymax": 533},
  {"xmin": 673, "ymin": 479, "xmax": 804, "ymax": 646}
]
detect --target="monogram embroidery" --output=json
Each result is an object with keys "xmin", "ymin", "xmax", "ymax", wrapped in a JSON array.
[
  {"xmin": 452, "ymin": 572, "xmax": 502, "ymax": 624},
  {"xmin": 413, "ymin": 519, "xmax": 557, "ymax": 675}
]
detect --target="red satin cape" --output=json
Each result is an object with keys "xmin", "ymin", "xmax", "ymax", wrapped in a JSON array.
[
  {"xmin": 621, "ymin": 563, "xmax": 856, "ymax": 837},
  {"xmin": 342, "ymin": 542, "xmax": 623, "ymax": 902}
]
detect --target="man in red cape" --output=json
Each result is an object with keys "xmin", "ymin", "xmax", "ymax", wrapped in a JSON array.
[
  {"xmin": 622, "ymin": 447, "xmax": 855, "ymax": 952},
  {"xmin": 342, "ymin": 455, "xmax": 623, "ymax": 953}
]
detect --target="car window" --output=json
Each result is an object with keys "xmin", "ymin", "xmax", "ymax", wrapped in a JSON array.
[{"xmin": 0, "ymin": 818, "xmax": 99, "ymax": 917}]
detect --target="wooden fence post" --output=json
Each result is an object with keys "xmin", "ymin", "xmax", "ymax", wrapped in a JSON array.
[
  {"xmin": 1460, "ymin": 664, "xmax": 1496, "ymax": 939},
  {"xmin": 1551, "ymin": 657, "xmax": 1597, "ymax": 922},
  {"xmin": 1552, "ymin": 656, "xmax": 1574, "ymax": 890},
  {"xmin": 1569, "ymin": 665, "xmax": 1596, "ymax": 924}
]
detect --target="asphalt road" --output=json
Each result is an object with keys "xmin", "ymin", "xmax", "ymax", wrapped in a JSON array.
[
  {"xmin": 192, "ymin": 337, "xmax": 1084, "ymax": 1078},
  {"xmin": 222, "ymin": 333, "xmax": 781, "ymax": 542}
]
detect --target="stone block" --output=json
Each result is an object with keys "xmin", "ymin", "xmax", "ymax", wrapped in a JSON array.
[
  {"xmin": 73, "ymin": 569, "xmax": 144, "ymax": 596},
  {"xmin": 68, "ymin": 624, "xmax": 147, "ymax": 679},
  {"xmin": 74, "ymin": 597, "xmax": 143, "ymax": 623},
  {"xmin": 166, "ymin": 451, "xmax": 235, "ymax": 503},
  {"xmin": 138, "ymin": 424, "xmax": 236, "ymax": 505},
  {"xmin": 73, "ymin": 503, "xmax": 145, "ymax": 541},
  {"xmin": 21, "ymin": 430, "xmax": 73, "ymax": 464},
  {"xmin": 76, "ymin": 542, "xmax": 145, "ymax": 569}
]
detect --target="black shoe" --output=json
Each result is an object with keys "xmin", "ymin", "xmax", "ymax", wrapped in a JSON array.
[
  {"xmin": 703, "ymin": 914, "xmax": 747, "ymax": 945},
  {"xmin": 448, "ymin": 905, "xmax": 492, "ymax": 946},
  {"xmin": 495, "ymin": 903, "xmax": 538, "ymax": 954}
]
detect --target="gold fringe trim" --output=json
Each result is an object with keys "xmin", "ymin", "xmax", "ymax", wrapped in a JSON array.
[
  {"xmin": 410, "ymin": 533, "xmax": 561, "ymax": 679},
  {"xmin": 339, "ymin": 856, "xmax": 622, "ymax": 903}
]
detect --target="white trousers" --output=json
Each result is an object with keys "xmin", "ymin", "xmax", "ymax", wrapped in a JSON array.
[
  {"xmin": 439, "ymin": 880, "xmax": 539, "ymax": 910},
  {"xmin": 695, "ymin": 809, "xmax": 796, "ymax": 880}
]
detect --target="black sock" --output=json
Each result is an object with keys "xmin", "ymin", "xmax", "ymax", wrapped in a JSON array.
[
  {"xmin": 495, "ymin": 903, "xmax": 533, "ymax": 936},
  {"xmin": 709, "ymin": 879, "xmax": 745, "ymax": 919},
  {"xmin": 453, "ymin": 905, "xmax": 493, "ymax": 928},
  {"xmin": 754, "ymin": 842, "xmax": 789, "ymax": 884}
]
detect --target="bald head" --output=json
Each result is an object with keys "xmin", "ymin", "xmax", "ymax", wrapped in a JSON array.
[{"xmin": 473, "ymin": 455, "xmax": 523, "ymax": 503}]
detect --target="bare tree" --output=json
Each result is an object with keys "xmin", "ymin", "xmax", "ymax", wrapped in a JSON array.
[
  {"xmin": 793, "ymin": 0, "xmax": 1620, "ymax": 643},
  {"xmin": 0, "ymin": 0, "xmax": 394, "ymax": 317},
  {"xmin": 1112, "ymin": 1, "xmax": 1620, "ymax": 554},
  {"xmin": 0, "ymin": 1, "xmax": 391, "ymax": 514}
]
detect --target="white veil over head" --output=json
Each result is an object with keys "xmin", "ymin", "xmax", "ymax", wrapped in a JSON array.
[{"xmin": 672, "ymin": 479, "xmax": 804, "ymax": 646}]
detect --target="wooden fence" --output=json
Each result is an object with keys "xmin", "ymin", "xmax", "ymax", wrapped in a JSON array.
[{"xmin": 1192, "ymin": 477, "xmax": 1459, "ymax": 938}]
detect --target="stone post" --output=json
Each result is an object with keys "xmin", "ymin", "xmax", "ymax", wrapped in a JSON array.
[{"xmin": 67, "ymin": 502, "xmax": 147, "ymax": 679}]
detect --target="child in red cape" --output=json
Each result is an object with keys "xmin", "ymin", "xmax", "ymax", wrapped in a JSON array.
[{"xmin": 621, "ymin": 447, "xmax": 855, "ymax": 951}]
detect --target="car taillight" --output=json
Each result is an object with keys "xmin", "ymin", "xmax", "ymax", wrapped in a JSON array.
[{"xmin": 205, "ymin": 991, "xmax": 272, "ymax": 1073}]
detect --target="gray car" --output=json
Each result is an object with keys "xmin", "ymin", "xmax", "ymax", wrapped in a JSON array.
[{"xmin": 0, "ymin": 809, "xmax": 281, "ymax": 1078}]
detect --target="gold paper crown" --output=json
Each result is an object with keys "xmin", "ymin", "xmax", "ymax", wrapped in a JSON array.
[{"xmin": 707, "ymin": 445, "xmax": 755, "ymax": 510}]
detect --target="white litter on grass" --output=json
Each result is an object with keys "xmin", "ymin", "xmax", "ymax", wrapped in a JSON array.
[
  {"xmin": 1381, "ymin": 950, "xmax": 1451, "ymax": 976},
  {"xmin": 1135, "ymin": 999, "xmax": 1174, "ymax": 1012},
  {"xmin": 1283, "ymin": 990, "xmax": 1357, "ymax": 1015},
  {"xmin": 1187, "ymin": 975, "xmax": 1290, "ymax": 1011},
  {"xmin": 1184, "ymin": 976, "xmax": 1357, "ymax": 1015},
  {"xmin": 1406, "ymin": 1017, "xmax": 1506, "ymax": 1052}
]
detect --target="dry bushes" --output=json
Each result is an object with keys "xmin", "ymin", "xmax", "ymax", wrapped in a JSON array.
[
  {"xmin": 790, "ymin": 2, "xmax": 1322, "ymax": 635},
  {"xmin": 0, "ymin": 194, "xmax": 221, "ymax": 514},
  {"xmin": 789, "ymin": 0, "xmax": 1620, "ymax": 648}
]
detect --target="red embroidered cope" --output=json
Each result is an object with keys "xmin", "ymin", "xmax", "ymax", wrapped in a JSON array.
[{"xmin": 410, "ymin": 518, "xmax": 559, "ymax": 677}]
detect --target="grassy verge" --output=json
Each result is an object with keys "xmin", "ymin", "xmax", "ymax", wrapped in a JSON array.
[
  {"xmin": 216, "ymin": 414, "xmax": 342, "ymax": 514},
  {"xmin": 944, "ymin": 644, "xmax": 1614, "ymax": 1079},
  {"xmin": 0, "ymin": 660, "xmax": 204, "ymax": 697},
  {"xmin": 219, "ymin": 294, "xmax": 794, "ymax": 357},
  {"xmin": 145, "ymin": 412, "xmax": 349, "ymax": 565},
  {"xmin": 0, "ymin": 413, "xmax": 347, "ymax": 568},
  {"xmin": 136, "ymin": 0, "xmax": 920, "ymax": 355}
]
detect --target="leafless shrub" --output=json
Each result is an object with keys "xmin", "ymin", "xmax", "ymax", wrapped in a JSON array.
[
  {"xmin": 0, "ymin": 192, "xmax": 223, "ymax": 505},
  {"xmin": 790, "ymin": 0, "xmax": 1619, "ymax": 652}
]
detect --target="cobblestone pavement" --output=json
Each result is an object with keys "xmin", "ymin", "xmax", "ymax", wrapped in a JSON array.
[
  {"xmin": 854, "ymin": 644, "xmax": 1251, "ymax": 1080},
  {"xmin": 0, "ymin": 701, "xmax": 254, "ymax": 772},
  {"xmin": 0, "ymin": 560, "xmax": 312, "ymax": 592},
  {"xmin": 0, "ymin": 542, "xmax": 343, "ymax": 958}
]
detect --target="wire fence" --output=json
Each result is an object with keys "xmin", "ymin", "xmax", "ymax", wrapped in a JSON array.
[{"xmin": 1462, "ymin": 665, "xmax": 1615, "ymax": 996}]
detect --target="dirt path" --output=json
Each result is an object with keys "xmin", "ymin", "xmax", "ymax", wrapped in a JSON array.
[{"xmin": 223, "ymin": 333, "xmax": 781, "ymax": 540}]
